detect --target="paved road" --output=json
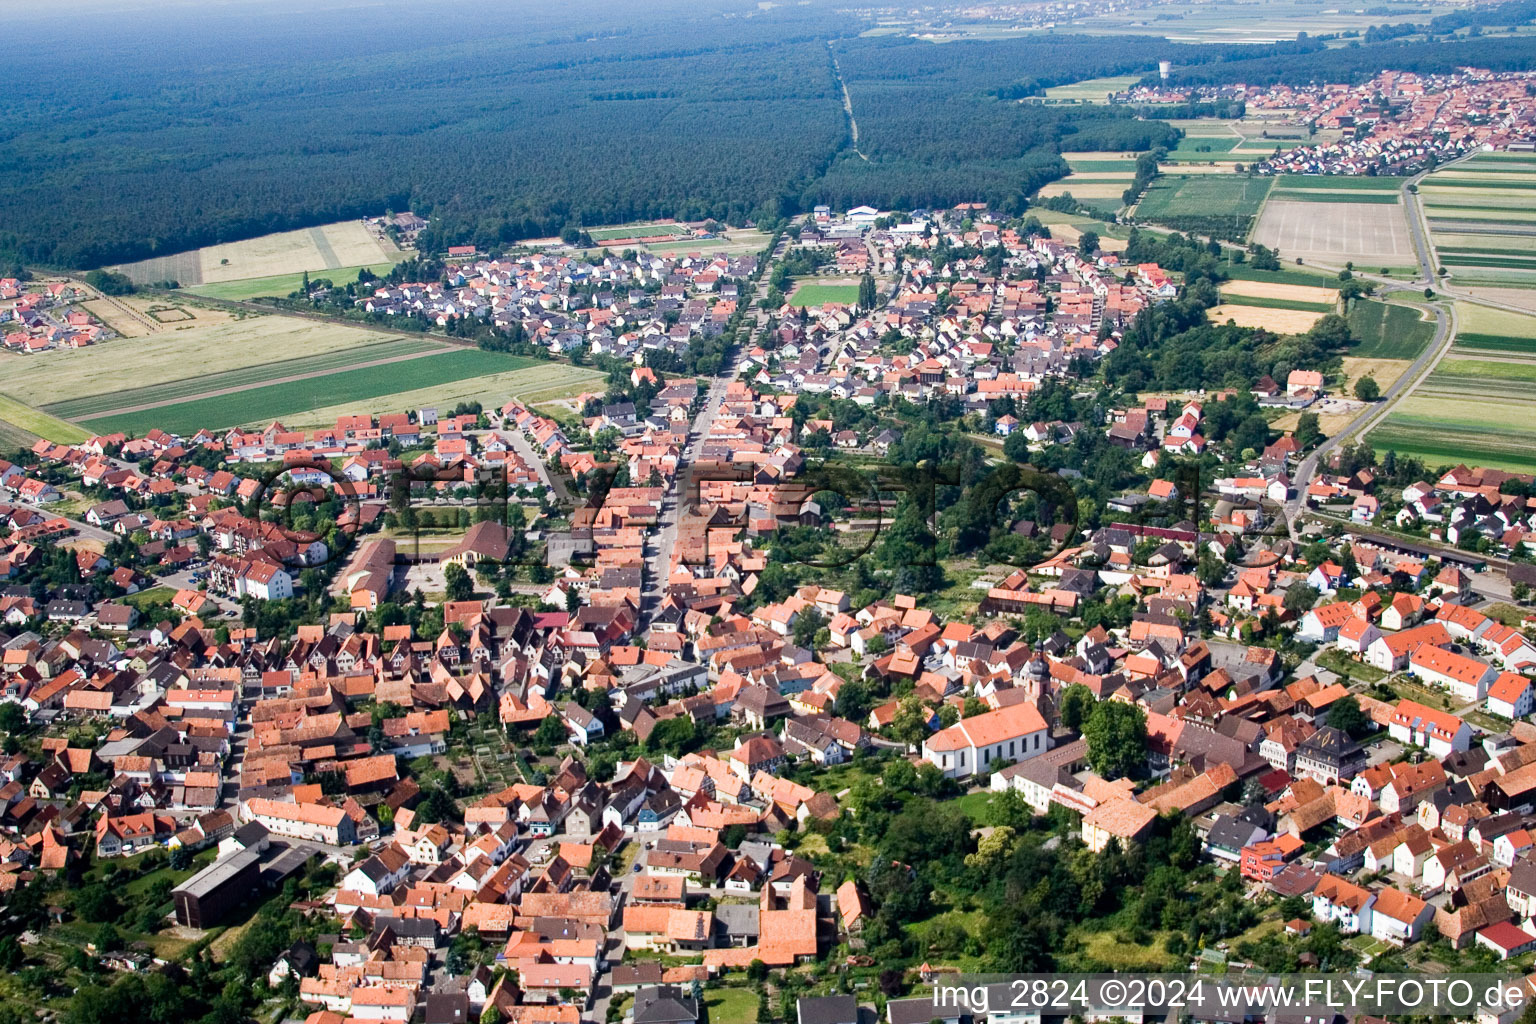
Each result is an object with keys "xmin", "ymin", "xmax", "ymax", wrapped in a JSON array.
[
  {"xmin": 637, "ymin": 237, "xmax": 781, "ymax": 627},
  {"xmin": 1282, "ymin": 301, "xmax": 1454, "ymax": 540}
]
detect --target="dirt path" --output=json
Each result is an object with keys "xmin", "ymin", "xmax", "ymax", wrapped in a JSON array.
[
  {"xmin": 82, "ymin": 344, "xmax": 456, "ymax": 419},
  {"xmin": 828, "ymin": 45, "xmax": 868, "ymax": 162}
]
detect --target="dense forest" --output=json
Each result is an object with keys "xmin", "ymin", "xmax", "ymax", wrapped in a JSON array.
[{"xmin": 9, "ymin": 0, "xmax": 1536, "ymax": 269}]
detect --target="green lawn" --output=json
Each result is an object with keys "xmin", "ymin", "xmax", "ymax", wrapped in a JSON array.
[
  {"xmin": 789, "ymin": 283, "xmax": 860, "ymax": 307},
  {"xmin": 188, "ymin": 263, "xmax": 397, "ymax": 301},
  {"xmin": 123, "ymin": 587, "xmax": 178, "ymax": 610},
  {"xmin": 79, "ymin": 350, "xmax": 539, "ymax": 435},
  {"xmin": 704, "ymin": 987, "xmax": 759, "ymax": 1024},
  {"xmin": 1347, "ymin": 299, "xmax": 1436, "ymax": 360}
]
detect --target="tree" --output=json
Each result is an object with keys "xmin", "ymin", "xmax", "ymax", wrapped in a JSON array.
[
  {"xmin": 889, "ymin": 695, "xmax": 931, "ymax": 749},
  {"xmin": 74, "ymin": 884, "xmax": 120, "ymax": 923},
  {"xmin": 1078, "ymin": 230, "xmax": 1101, "ymax": 259},
  {"xmin": 1081, "ymin": 701, "xmax": 1147, "ymax": 779},
  {"xmin": 858, "ymin": 273, "xmax": 877, "ymax": 310},
  {"xmin": 1283, "ymin": 584, "xmax": 1319, "ymax": 614},
  {"xmin": 1354, "ymin": 375, "xmax": 1380, "ymax": 401},
  {"xmin": 1058, "ymin": 683, "xmax": 1094, "ymax": 732},
  {"xmin": 444, "ymin": 563, "xmax": 474, "ymax": 603},
  {"xmin": 0, "ymin": 703, "xmax": 25, "ymax": 736},
  {"xmin": 1327, "ymin": 696, "xmax": 1369, "ymax": 739},
  {"xmin": 533, "ymin": 715, "xmax": 566, "ymax": 751},
  {"xmin": 1294, "ymin": 412, "xmax": 1321, "ymax": 450}
]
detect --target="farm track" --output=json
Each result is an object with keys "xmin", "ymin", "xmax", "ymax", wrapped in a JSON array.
[
  {"xmin": 828, "ymin": 45, "xmax": 868, "ymax": 162},
  {"xmin": 78, "ymin": 345, "xmax": 459, "ymax": 420}
]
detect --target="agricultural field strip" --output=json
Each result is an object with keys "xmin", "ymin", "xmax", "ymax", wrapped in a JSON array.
[
  {"xmin": 1266, "ymin": 191, "xmax": 1400, "ymax": 204},
  {"xmin": 186, "ymin": 263, "xmax": 397, "ymax": 302},
  {"xmin": 0, "ymin": 394, "xmax": 90, "ymax": 444},
  {"xmin": 269, "ymin": 363, "xmax": 607, "ymax": 432},
  {"xmin": 46, "ymin": 338, "xmax": 445, "ymax": 420},
  {"xmin": 1, "ymin": 317, "xmax": 402, "ymax": 408},
  {"xmin": 77, "ymin": 350, "xmax": 542, "ymax": 435}
]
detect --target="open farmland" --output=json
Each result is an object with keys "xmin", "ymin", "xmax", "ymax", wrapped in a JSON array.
[
  {"xmin": 188, "ymin": 263, "xmax": 397, "ymax": 302},
  {"xmin": 1216, "ymin": 279, "xmax": 1335, "ymax": 313},
  {"xmin": 1, "ymin": 314, "xmax": 404, "ymax": 411},
  {"xmin": 1251, "ymin": 198, "xmax": 1413, "ymax": 265},
  {"xmin": 0, "ymin": 394, "xmax": 90, "ymax": 447},
  {"xmin": 1422, "ymin": 155, "xmax": 1536, "ymax": 286},
  {"xmin": 112, "ymin": 220, "xmax": 401, "ymax": 286},
  {"xmin": 1206, "ymin": 304, "xmax": 1323, "ymax": 333},
  {"xmin": 1133, "ymin": 174, "xmax": 1272, "ymax": 238},
  {"xmin": 45, "ymin": 338, "xmax": 445, "ymax": 421},
  {"xmin": 76, "ymin": 350, "xmax": 545, "ymax": 436},
  {"xmin": 263, "ymin": 362, "xmax": 605, "ymax": 432},
  {"xmin": 1450, "ymin": 301, "xmax": 1536, "ymax": 354},
  {"xmin": 1040, "ymin": 75, "xmax": 1143, "ymax": 103},
  {"xmin": 1369, "ymin": 330, "xmax": 1536, "ymax": 474},
  {"xmin": 1346, "ymin": 299, "xmax": 1436, "ymax": 360}
]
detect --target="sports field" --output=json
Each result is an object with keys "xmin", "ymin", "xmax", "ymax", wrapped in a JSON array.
[
  {"xmin": 112, "ymin": 220, "xmax": 402, "ymax": 287},
  {"xmin": 788, "ymin": 283, "xmax": 861, "ymax": 307},
  {"xmin": 586, "ymin": 221, "xmax": 691, "ymax": 242},
  {"xmin": 1251, "ymin": 199, "xmax": 1413, "ymax": 265},
  {"xmin": 77, "ymin": 350, "xmax": 547, "ymax": 436},
  {"xmin": 1346, "ymin": 299, "xmax": 1436, "ymax": 360},
  {"xmin": 1422, "ymin": 154, "xmax": 1536, "ymax": 285}
]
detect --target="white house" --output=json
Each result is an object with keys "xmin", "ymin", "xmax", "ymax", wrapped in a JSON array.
[
  {"xmin": 1312, "ymin": 873, "xmax": 1373, "ymax": 934},
  {"xmin": 922, "ymin": 702, "xmax": 1049, "ymax": 779},
  {"xmin": 1408, "ymin": 645, "xmax": 1497, "ymax": 701},
  {"xmin": 1387, "ymin": 700, "xmax": 1472, "ymax": 758},
  {"xmin": 1488, "ymin": 672, "xmax": 1535, "ymax": 720}
]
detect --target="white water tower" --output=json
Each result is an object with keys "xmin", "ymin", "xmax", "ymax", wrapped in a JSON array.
[{"xmin": 1159, "ymin": 60, "xmax": 1171, "ymax": 81}]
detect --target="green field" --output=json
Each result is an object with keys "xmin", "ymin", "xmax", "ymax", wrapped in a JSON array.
[
  {"xmin": 1267, "ymin": 191, "xmax": 1401, "ymax": 204},
  {"xmin": 79, "ymin": 350, "xmax": 540, "ymax": 435},
  {"xmin": 1221, "ymin": 264, "xmax": 1341, "ymax": 288},
  {"xmin": 1166, "ymin": 136, "xmax": 1241, "ymax": 160},
  {"xmin": 1222, "ymin": 294, "xmax": 1335, "ymax": 312},
  {"xmin": 1041, "ymin": 74, "xmax": 1143, "ymax": 103},
  {"xmin": 187, "ymin": 263, "xmax": 397, "ymax": 301},
  {"xmin": 1346, "ymin": 299, "xmax": 1436, "ymax": 360},
  {"xmin": 1064, "ymin": 158, "xmax": 1139, "ymax": 173},
  {"xmin": 1135, "ymin": 174, "xmax": 1273, "ymax": 222},
  {"xmin": 788, "ymin": 283, "xmax": 861, "ymax": 307},
  {"xmin": 45, "ymin": 338, "xmax": 442, "ymax": 420},
  {"xmin": 1370, "ymin": 345, "xmax": 1536, "ymax": 473},
  {"xmin": 1275, "ymin": 175, "xmax": 1405, "ymax": 191},
  {"xmin": 0, "ymin": 393, "xmax": 91, "ymax": 445},
  {"xmin": 1421, "ymin": 156, "xmax": 1536, "ymax": 283}
]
